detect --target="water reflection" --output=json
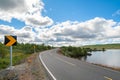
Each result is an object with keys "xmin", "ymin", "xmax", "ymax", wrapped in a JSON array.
[{"xmin": 81, "ymin": 49, "xmax": 120, "ymax": 68}]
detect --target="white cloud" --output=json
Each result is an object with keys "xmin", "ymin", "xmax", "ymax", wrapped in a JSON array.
[
  {"xmin": 34, "ymin": 17, "xmax": 120, "ymax": 46},
  {"xmin": 25, "ymin": 13, "xmax": 53, "ymax": 27},
  {"xmin": 0, "ymin": 0, "xmax": 119, "ymax": 46},
  {"xmin": 0, "ymin": 0, "xmax": 26, "ymax": 11},
  {"xmin": 0, "ymin": 0, "xmax": 53, "ymax": 27},
  {"xmin": 51, "ymin": 18, "xmax": 116, "ymax": 39},
  {"xmin": 16, "ymin": 26, "xmax": 36, "ymax": 43},
  {"xmin": 0, "ymin": 17, "xmax": 120, "ymax": 46},
  {"xmin": 0, "ymin": 25, "xmax": 36, "ymax": 43}
]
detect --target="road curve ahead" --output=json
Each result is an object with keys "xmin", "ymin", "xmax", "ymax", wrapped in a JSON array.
[{"xmin": 39, "ymin": 49, "xmax": 120, "ymax": 80}]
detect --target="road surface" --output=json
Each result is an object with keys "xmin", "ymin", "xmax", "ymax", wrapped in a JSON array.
[{"xmin": 39, "ymin": 49, "xmax": 120, "ymax": 80}]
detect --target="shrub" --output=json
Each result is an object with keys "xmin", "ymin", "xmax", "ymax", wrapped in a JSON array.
[{"xmin": 60, "ymin": 46, "xmax": 88, "ymax": 58}]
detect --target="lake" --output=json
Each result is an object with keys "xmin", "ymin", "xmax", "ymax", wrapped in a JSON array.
[{"xmin": 80, "ymin": 49, "xmax": 120, "ymax": 68}]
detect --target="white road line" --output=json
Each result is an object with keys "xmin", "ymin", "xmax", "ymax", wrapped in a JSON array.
[
  {"xmin": 39, "ymin": 53, "xmax": 57, "ymax": 80},
  {"xmin": 104, "ymin": 76, "xmax": 112, "ymax": 80},
  {"xmin": 55, "ymin": 56, "xmax": 76, "ymax": 66}
]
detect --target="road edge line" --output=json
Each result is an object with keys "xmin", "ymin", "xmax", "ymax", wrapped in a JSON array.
[
  {"xmin": 39, "ymin": 52, "xmax": 57, "ymax": 80},
  {"xmin": 104, "ymin": 76, "xmax": 112, "ymax": 80}
]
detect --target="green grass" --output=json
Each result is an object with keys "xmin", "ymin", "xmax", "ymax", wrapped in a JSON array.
[
  {"xmin": 82, "ymin": 44, "xmax": 120, "ymax": 50},
  {"xmin": 0, "ymin": 52, "xmax": 30, "ymax": 70},
  {"xmin": 0, "ymin": 58, "xmax": 10, "ymax": 69},
  {"xmin": 0, "ymin": 43, "xmax": 53, "ymax": 70}
]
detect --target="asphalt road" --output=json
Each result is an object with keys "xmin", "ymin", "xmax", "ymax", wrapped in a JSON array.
[{"xmin": 39, "ymin": 49, "xmax": 120, "ymax": 80}]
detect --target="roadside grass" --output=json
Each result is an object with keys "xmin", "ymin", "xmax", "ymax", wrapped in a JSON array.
[
  {"xmin": 0, "ymin": 52, "xmax": 30, "ymax": 70},
  {"xmin": 0, "ymin": 43, "xmax": 53, "ymax": 70},
  {"xmin": 0, "ymin": 58, "xmax": 9, "ymax": 69}
]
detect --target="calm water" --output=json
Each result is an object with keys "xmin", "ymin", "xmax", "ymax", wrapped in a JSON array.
[{"xmin": 81, "ymin": 49, "xmax": 120, "ymax": 68}]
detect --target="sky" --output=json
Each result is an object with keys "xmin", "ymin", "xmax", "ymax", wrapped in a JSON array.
[{"xmin": 0, "ymin": 0, "xmax": 120, "ymax": 46}]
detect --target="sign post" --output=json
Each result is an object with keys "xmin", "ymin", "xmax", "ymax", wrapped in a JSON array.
[
  {"xmin": 10, "ymin": 46, "xmax": 12, "ymax": 67},
  {"xmin": 4, "ymin": 35, "xmax": 17, "ymax": 68}
]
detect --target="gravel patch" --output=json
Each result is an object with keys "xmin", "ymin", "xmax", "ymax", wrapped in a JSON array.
[{"xmin": 0, "ymin": 53, "xmax": 48, "ymax": 80}]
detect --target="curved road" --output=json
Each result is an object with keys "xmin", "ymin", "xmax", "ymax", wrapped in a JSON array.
[{"xmin": 39, "ymin": 49, "xmax": 120, "ymax": 80}]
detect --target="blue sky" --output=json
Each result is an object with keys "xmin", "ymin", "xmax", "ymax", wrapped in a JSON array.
[
  {"xmin": 43, "ymin": 0, "xmax": 120, "ymax": 22},
  {"xmin": 0, "ymin": 0, "xmax": 120, "ymax": 46},
  {"xmin": 0, "ymin": 18, "xmax": 25, "ymax": 29},
  {"xmin": 1, "ymin": 0, "xmax": 120, "ymax": 28}
]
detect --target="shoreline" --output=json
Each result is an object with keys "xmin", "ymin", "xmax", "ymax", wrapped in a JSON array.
[
  {"xmin": 91, "ymin": 63, "xmax": 120, "ymax": 72},
  {"xmin": 57, "ymin": 49, "xmax": 120, "ymax": 72}
]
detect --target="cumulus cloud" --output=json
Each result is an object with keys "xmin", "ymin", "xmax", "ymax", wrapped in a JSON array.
[
  {"xmin": 16, "ymin": 26, "xmax": 35, "ymax": 42},
  {"xmin": 0, "ymin": 17, "xmax": 120, "ymax": 46},
  {"xmin": 0, "ymin": 0, "xmax": 53, "ymax": 27},
  {"xmin": 0, "ymin": 0, "xmax": 119, "ymax": 46},
  {"xmin": 0, "ymin": 0, "xmax": 26, "ymax": 12},
  {"xmin": 50, "ymin": 17, "xmax": 116, "ymax": 39},
  {"xmin": 34, "ymin": 17, "xmax": 120, "ymax": 46},
  {"xmin": 25, "ymin": 14, "xmax": 53, "ymax": 27},
  {"xmin": 0, "ymin": 25, "xmax": 36, "ymax": 43},
  {"xmin": 0, "ymin": 25, "xmax": 16, "ymax": 35}
]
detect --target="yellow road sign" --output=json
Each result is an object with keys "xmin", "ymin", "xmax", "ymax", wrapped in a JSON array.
[{"xmin": 4, "ymin": 35, "xmax": 17, "ymax": 46}]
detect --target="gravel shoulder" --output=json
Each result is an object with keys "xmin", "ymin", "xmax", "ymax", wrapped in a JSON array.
[{"xmin": 0, "ymin": 53, "xmax": 48, "ymax": 80}]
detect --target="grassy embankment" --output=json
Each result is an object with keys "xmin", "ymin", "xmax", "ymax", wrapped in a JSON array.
[
  {"xmin": 60, "ymin": 44, "xmax": 120, "ymax": 58},
  {"xmin": 0, "ymin": 43, "xmax": 53, "ymax": 70}
]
